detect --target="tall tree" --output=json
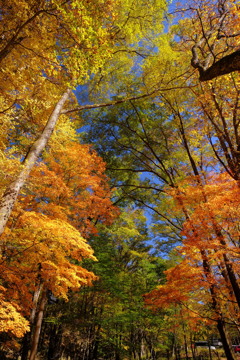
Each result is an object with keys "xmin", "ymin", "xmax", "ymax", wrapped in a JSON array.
[
  {"xmin": 0, "ymin": 0, "xmax": 167, "ymax": 236},
  {"xmin": 37, "ymin": 209, "xmax": 169, "ymax": 360},
  {"xmin": 173, "ymin": 0, "xmax": 240, "ymax": 80},
  {"xmin": 0, "ymin": 138, "xmax": 118, "ymax": 358},
  {"xmin": 0, "ymin": 2, "xmax": 172, "ymax": 359}
]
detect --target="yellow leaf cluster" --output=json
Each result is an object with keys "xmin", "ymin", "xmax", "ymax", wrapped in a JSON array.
[{"xmin": 0, "ymin": 287, "xmax": 29, "ymax": 337}]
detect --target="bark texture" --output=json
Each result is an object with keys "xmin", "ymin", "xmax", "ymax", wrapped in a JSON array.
[
  {"xmin": 29, "ymin": 288, "xmax": 48, "ymax": 360},
  {"xmin": 193, "ymin": 50, "xmax": 240, "ymax": 81},
  {"xmin": 0, "ymin": 89, "xmax": 71, "ymax": 236}
]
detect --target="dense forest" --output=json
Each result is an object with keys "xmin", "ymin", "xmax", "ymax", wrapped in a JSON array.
[{"xmin": 0, "ymin": 0, "xmax": 240, "ymax": 359}]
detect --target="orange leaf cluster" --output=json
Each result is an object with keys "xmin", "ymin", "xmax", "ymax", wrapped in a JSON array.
[
  {"xmin": 146, "ymin": 172, "xmax": 240, "ymax": 327},
  {"xmin": 0, "ymin": 141, "xmax": 118, "ymax": 335}
]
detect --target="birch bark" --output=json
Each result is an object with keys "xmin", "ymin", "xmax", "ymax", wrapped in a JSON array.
[{"xmin": 0, "ymin": 89, "xmax": 71, "ymax": 237}]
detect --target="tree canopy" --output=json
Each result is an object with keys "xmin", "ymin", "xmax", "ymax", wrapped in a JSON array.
[{"xmin": 1, "ymin": 0, "xmax": 240, "ymax": 360}]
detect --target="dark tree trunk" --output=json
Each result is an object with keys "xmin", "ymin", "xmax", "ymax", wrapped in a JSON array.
[
  {"xmin": 201, "ymin": 250, "xmax": 236, "ymax": 360},
  {"xmin": 47, "ymin": 324, "xmax": 63, "ymax": 360},
  {"xmin": 216, "ymin": 318, "xmax": 235, "ymax": 360},
  {"xmin": 21, "ymin": 332, "xmax": 31, "ymax": 360},
  {"xmin": 199, "ymin": 50, "xmax": 240, "ymax": 81}
]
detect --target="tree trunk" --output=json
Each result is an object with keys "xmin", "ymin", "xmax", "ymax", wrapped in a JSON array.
[
  {"xmin": 216, "ymin": 318, "xmax": 235, "ymax": 360},
  {"xmin": 47, "ymin": 324, "xmax": 63, "ymax": 360},
  {"xmin": 0, "ymin": 89, "xmax": 71, "ymax": 237},
  {"xmin": 198, "ymin": 50, "xmax": 240, "ymax": 81},
  {"xmin": 222, "ymin": 252, "xmax": 240, "ymax": 309},
  {"xmin": 182, "ymin": 326, "xmax": 189, "ymax": 360},
  {"xmin": 29, "ymin": 288, "xmax": 48, "ymax": 360},
  {"xmin": 21, "ymin": 282, "xmax": 44, "ymax": 360},
  {"xmin": 21, "ymin": 332, "xmax": 32, "ymax": 360},
  {"xmin": 201, "ymin": 250, "xmax": 237, "ymax": 360}
]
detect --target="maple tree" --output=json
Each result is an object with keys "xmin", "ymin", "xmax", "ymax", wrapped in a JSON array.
[
  {"xmin": 144, "ymin": 171, "xmax": 240, "ymax": 360},
  {"xmin": 0, "ymin": 0, "xmax": 169, "ymax": 358},
  {"xmin": 172, "ymin": 0, "xmax": 240, "ymax": 81},
  {"xmin": 31, "ymin": 209, "xmax": 169, "ymax": 360},
  {"xmin": 0, "ymin": 139, "xmax": 119, "ymax": 359},
  {"xmin": 2, "ymin": 0, "xmax": 240, "ymax": 358},
  {"xmin": 80, "ymin": 12, "xmax": 240, "ymax": 353},
  {"xmin": 0, "ymin": 0, "xmax": 117, "ymax": 235}
]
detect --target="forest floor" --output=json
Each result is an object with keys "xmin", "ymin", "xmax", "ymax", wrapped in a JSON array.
[{"xmin": 177, "ymin": 353, "xmax": 240, "ymax": 360}]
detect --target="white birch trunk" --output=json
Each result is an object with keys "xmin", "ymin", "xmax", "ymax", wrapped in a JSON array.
[{"xmin": 0, "ymin": 89, "xmax": 71, "ymax": 236}]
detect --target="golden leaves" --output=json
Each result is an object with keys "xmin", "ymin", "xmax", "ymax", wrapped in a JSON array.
[
  {"xmin": 0, "ymin": 287, "xmax": 30, "ymax": 337},
  {"xmin": 26, "ymin": 141, "xmax": 118, "ymax": 234},
  {"xmin": 145, "ymin": 172, "xmax": 240, "ymax": 328},
  {"xmin": 0, "ymin": 139, "xmax": 117, "ymax": 336}
]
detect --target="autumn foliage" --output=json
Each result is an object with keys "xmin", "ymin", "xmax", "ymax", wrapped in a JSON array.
[
  {"xmin": 2, "ymin": 0, "xmax": 240, "ymax": 359},
  {"xmin": 0, "ymin": 0, "xmax": 119, "ymax": 341},
  {"xmin": 145, "ymin": 172, "xmax": 240, "ymax": 354},
  {"xmin": 0, "ymin": 140, "xmax": 118, "ymax": 336}
]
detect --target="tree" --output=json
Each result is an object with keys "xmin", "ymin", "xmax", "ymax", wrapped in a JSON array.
[
  {"xmin": 173, "ymin": 0, "xmax": 240, "ymax": 81},
  {"xmin": 0, "ymin": 137, "xmax": 119, "ymax": 358},
  {"xmin": 39, "ymin": 209, "xmax": 168, "ymax": 360},
  {"xmin": 144, "ymin": 171, "xmax": 240, "ymax": 360},
  {"xmin": 0, "ymin": 0, "xmax": 118, "ymax": 235},
  {"xmin": 0, "ymin": 0, "xmax": 167, "ymax": 352},
  {"xmin": 79, "ymin": 34, "xmax": 240, "ymax": 355},
  {"xmin": 4, "ymin": 0, "xmax": 240, "ymax": 358}
]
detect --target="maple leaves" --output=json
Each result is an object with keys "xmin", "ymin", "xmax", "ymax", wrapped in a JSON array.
[
  {"xmin": 0, "ymin": 138, "xmax": 117, "ymax": 327},
  {"xmin": 28, "ymin": 142, "xmax": 118, "ymax": 233},
  {"xmin": 145, "ymin": 260, "xmax": 201, "ymax": 309},
  {"xmin": 0, "ymin": 141, "xmax": 118, "ymax": 360},
  {"xmin": 2, "ymin": 0, "xmax": 240, "ymax": 357},
  {"xmin": 0, "ymin": 1, "xmax": 169, "ymax": 353},
  {"xmin": 145, "ymin": 172, "xmax": 240, "ymax": 360},
  {"xmin": 0, "ymin": 286, "xmax": 30, "ymax": 338}
]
